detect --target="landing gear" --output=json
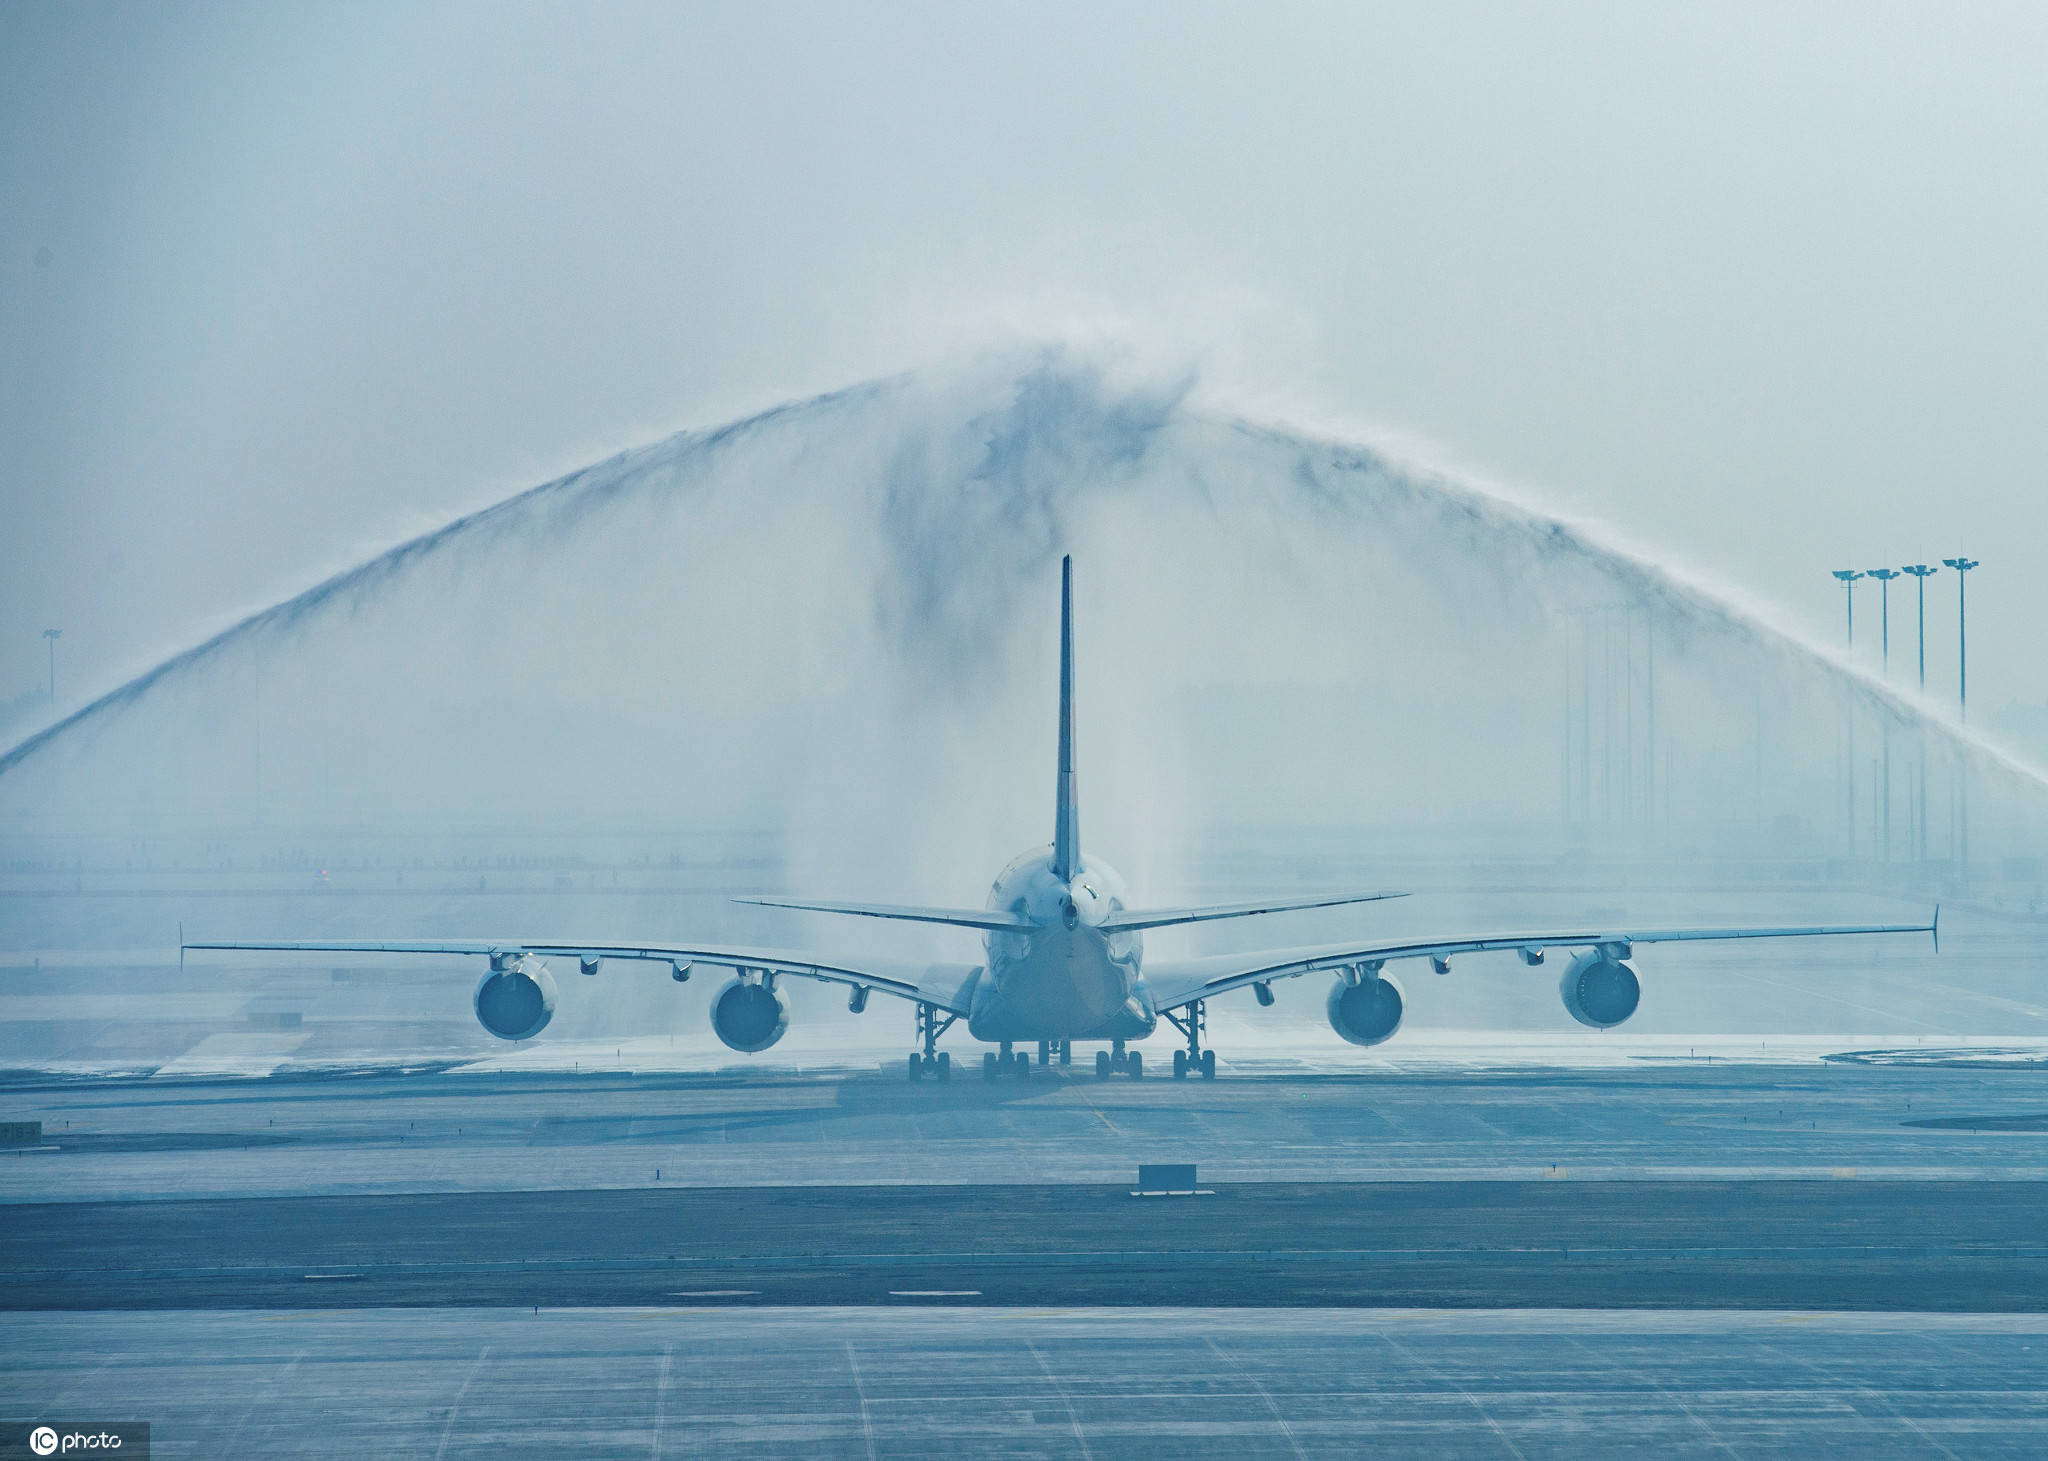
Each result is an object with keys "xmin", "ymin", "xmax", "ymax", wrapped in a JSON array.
[
  {"xmin": 1163, "ymin": 1000, "xmax": 1216, "ymax": 1079},
  {"xmin": 1038, "ymin": 1038, "xmax": 1052, "ymax": 1067},
  {"xmin": 1093, "ymin": 1039, "xmax": 1143, "ymax": 1079},
  {"xmin": 982, "ymin": 1043, "xmax": 1039, "ymax": 1079},
  {"xmin": 1059, "ymin": 1040, "xmax": 1072, "ymax": 1067},
  {"xmin": 910, "ymin": 1001, "xmax": 957, "ymax": 1083}
]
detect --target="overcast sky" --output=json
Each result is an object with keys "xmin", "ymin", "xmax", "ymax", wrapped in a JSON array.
[{"xmin": 3, "ymin": 1, "xmax": 2044, "ymax": 722}]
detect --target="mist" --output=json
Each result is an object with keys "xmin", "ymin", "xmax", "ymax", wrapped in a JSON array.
[{"xmin": 2, "ymin": 349, "xmax": 2039, "ymax": 1049}]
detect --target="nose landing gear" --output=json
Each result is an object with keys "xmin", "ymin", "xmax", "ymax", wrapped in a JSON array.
[
  {"xmin": 1163, "ymin": 1000, "xmax": 1216, "ymax": 1079},
  {"xmin": 1095, "ymin": 1040, "xmax": 1143, "ymax": 1080}
]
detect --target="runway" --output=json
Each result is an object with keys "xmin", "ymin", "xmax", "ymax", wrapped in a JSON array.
[
  {"xmin": 9, "ymin": 1058, "xmax": 2048, "ymax": 1452},
  {"xmin": 7, "ymin": 1306, "xmax": 2048, "ymax": 1458},
  {"xmin": 9, "ymin": 1177, "xmax": 2048, "ymax": 1311},
  {"xmin": 9, "ymin": 1054, "xmax": 2048, "ymax": 1207}
]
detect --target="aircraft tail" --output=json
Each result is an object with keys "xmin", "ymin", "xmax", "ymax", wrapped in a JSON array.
[{"xmin": 1052, "ymin": 555, "xmax": 1081, "ymax": 881}]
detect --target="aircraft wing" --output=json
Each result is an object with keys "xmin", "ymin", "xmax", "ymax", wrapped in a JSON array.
[
  {"xmin": 1098, "ymin": 889, "xmax": 1408, "ymax": 932},
  {"xmin": 1140, "ymin": 913, "xmax": 1938, "ymax": 1013},
  {"xmin": 181, "ymin": 937, "xmax": 985, "ymax": 1015}
]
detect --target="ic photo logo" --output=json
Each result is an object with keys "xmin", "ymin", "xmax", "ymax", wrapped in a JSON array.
[{"xmin": 23, "ymin": 1428, "xmax": 128, "ymax": 1456}]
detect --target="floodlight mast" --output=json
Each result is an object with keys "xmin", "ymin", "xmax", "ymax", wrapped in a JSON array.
[
  {"xmin": 1865, "ymin": 569, "xmax": 1901, "ymax": 862},
  {"xmin": 1831, "ymin": 570, "xmax": 1864, "ymax": 649},
  {"xmin": 1941, "ymin": 556, "xmax": 1981, "ymax": 886},
  {"xmin": 1865, "ymin": 569, "xmax": 1900, "ymax": 675},
  {"xmin": 1830, "ymin": 571, "xmax": 1863, "ymax": 858},
  {"xmin": 1941, "ymin": 558, "xmax": 1980, "ymax": 721},
  {"xmin": 1902, "ymin": 564, "xmax": 1938, "ymax": 867}
]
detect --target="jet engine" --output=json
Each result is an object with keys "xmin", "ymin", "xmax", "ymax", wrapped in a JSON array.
[
  {"xmin": 711, "ymin": 975, "xmax": 789, "ymax": 1053},
  {"xmin": 1559, "ymin": 949, "xmax": 1640, "ymax": 1029},
  {"xmin": 1326, "ymin": 970, "xmax": 1405, "ymax": 1047},
  {"xmin": 473, "ymin": 957, "xmax": 557, "ymax": 1041}
]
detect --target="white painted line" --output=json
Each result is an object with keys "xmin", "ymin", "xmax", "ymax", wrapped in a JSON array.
[
  {"xmin": 888, "ymin": 1290, "xmax": 981, "ymax": 1297},
  {"xmin": 668, "ymin": 1289, "xmax": 759, "ymax": 1298}
]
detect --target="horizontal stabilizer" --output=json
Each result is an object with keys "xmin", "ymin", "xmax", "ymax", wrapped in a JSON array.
[
  {"xmin": 1101, "ymin": 889, "xmax": 1408, "ymax": 933},
  {"xmin": 732, "ymin": 897, "xmax": 1033, "ymax": 932}
]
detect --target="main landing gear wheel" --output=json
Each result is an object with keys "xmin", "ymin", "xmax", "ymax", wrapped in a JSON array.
[
  {"xmin": 1200, "ymin": 1049, "xmax": 1215, "ymax": 1080},
  {"xmin": 1059, "ymin": 1040, "xmax": 1072, "ymax": 1066},
  {"xmin": 936, "ymin": 1051, "xmax": 950, "ymax": 1081},
  {"xmin": 1127, "ymin": 1051, "xmax": 1142, "ymax": 1080},
  {"xmin": 1095, "ymin": 1049, "xmax": 1111, "ymax": 1079},
  {"xmin": 908, "ymin": 1053, "xmax": 923, "ymax": 1082},
  {"xmin": 1173, "ymin": 1049, "xmax": 1188, "ymax": 1079},
  {"xmin": 983, "ymin": 1051, "xmax": 998, "ymax": 1081},
  {"xmin": 1015, "ymin": 1051, "xmax": 1031, "ymax": 1078}
]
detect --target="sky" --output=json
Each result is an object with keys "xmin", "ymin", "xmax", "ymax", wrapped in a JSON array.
[{"xmin": 3, "ymin": 0, "xmax": 2045, "ymax": 727}]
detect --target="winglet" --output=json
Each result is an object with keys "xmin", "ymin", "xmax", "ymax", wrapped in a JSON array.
[
  {"xmin": 1051, "ymin": 554, "xmax": 1081, "ymax": 881},
  {"xmin": 178, "ymin": 920, "xmax": 185, "ymax": 971},
  {"xmin": 1932, "ymin": 903, "xmax": 1940, "ymax": 955}
]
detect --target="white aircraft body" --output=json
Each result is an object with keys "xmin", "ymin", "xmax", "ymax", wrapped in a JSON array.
[{"xmin": 186, "ymin": 558, "xmax": 1935, "ymax": 1080}]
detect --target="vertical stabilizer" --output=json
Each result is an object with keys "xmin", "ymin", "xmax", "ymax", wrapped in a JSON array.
[{"xmin": 1052, "ymin": 555, "xmax": 1081, "ymax": 880}]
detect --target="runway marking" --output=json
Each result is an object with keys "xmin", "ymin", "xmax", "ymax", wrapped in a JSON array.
[
  {"xmin": 1204, "ymin": 1336, "xmax": 1307, "ymax": 1461},
  {"xmin": 1072, "ymin": 1085, "xmax": 1122, "ymax": 1135},
  {"xmin": 1558, "ymin": 1326, "xmax": 1739, "ymax": 1459},
  {"xmin": 889, "ymin": 1290, "xmax": 981, "ymax": 1297},
  {"xmin": 1374, "ymin": 1330, "xmax": 1526, "ymax": 1461},
  {"xmin": 219, "ymin": 1347, "xmax": 302, "ymax": 1460},
  {"xmin": 844, "ymin": 1340, "xmax": 879, "ymax": 1461},
  {"xmin": 651, "ymin": 1342, "xmax": 672, "ymax": 1460},
  {"xmin": 1026, "ymin": 1337, "xmax": 1095, "ymax": 1461},
  {"xmin": 433, "ymin": 1344, "xmax": 490, "ymax": 1461},
  {"xmin": 669, "ymin": 1290, "xmax": 760, "ymax": 1298},
  {"xmin": 1759, "ymin": 1337, "xmax": 1962, "ymax": 1461}
]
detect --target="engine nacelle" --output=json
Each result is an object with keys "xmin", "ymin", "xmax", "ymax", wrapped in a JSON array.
[
  {"xmin": 473, "ymin": 958, "xmax": 557, "ymax": 1041},
  {"xmin": 711, "ymin": 975, "xmax": 790, "ymax": 1053},
  {"xmin": 1559, "ymin": 950, "xmax": 1640, "ymax": 1029},
  {"xmin": 1326, "ymin": 971, "xmax": 1405, "ymax": 1047}
]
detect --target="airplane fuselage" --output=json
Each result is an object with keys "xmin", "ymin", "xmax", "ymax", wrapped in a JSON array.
[{"xmin": 968, "ymin": 847, "xmax": 1155, "ymax": 1042}]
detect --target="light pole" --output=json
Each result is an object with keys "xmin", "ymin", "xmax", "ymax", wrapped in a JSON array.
[
  {"xmin": 1902, "ymin": 564, "xmax": 1938, "ymax": 867},
  {"xmin": 1831, "ymin": 571, "xmax": 1863, "ymax": 857},
  {"xmin": 1942, "ymin": 556, "xmax": 1980, "ymax": 885},
  {"xmin": 1942, "ymin": 557, "xmax": 1980, "ymax": 721},
  {"xmin": 1866, "ymin": 568, "xmax": 1900, "ymax": 863},
  {"xmin": 1831, "ymin": 570, "xmax": 1864, "ymax": 650},
  {"xmin": 41, "ymin": 629, "xmax": 60, "ymax": 703},
  {"xmin": 1865, "ymin": 568, "xmax": 1899, "ymax": 675}
]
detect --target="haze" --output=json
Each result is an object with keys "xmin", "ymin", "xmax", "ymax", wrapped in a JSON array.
[{"xmin": 4, "ymin": 1, "xmax": 2046, "ymax": 734}]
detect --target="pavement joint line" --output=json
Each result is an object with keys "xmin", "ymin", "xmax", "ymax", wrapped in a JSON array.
[{"xmin": 21, "ymin": 1242, "xmax": 2048, "ymax": 1288}]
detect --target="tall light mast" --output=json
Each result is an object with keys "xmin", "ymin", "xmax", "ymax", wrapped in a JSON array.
[
  {"xmin": 1941, "ymin": 557, "xmax": 1980, "ymax": 884},
  {"xmin": 1830, "ymin": 571, "xmax": 1863, "ymax": 858},
  {"xmin": 1866, "ymin": 568, "xmax": 1900, "ymax": 862},
  {"xmin": 1902, "ymin": 564, "xmax": 1938, "ymax": 867}
]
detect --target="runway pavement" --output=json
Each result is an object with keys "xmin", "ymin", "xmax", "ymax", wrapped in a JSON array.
[
  {"xmin": 8, "ymin": 1177, "xmax": 2048, "ymax": 1311},
  {"xmin": 6, "ymin": 1306, "xmax": 2048, "ymax": 1458},
  {"xmin": 8, "ymin": 1055, "xmax": 2048, "ymax": 1205}
]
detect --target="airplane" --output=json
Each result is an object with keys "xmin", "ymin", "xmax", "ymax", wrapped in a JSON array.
[{"xmin": 184, "ymin": 556, "xmax": 1936, "ymax": 1081}]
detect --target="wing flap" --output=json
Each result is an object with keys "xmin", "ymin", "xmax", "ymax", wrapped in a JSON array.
[
  {"xmin": 1143, "ymin": 914, "xmax": 1937, "ymax": 1012},
  {"xmin": 730, "ymin": 898, "xmax": 1031, "ymax": 932},
  {"xmin": 182, "ymin": 937, "xmax": 985, "ymax": 1014},
  {"xmin": 1101, "ymin": 889, "xmax": 1408, "ymax": 932}
]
